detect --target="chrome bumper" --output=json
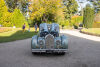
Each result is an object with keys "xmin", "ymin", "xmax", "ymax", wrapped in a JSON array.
[{"xmin": 32, "ymin": 49, "xmax": 68, "ymax": 53}]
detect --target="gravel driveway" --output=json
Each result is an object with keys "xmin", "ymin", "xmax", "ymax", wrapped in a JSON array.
[{"xmin": 0, "ymin": 33, "xmax": 100, "ymax": 67}]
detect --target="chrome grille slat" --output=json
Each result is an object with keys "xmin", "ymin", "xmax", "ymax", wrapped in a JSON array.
[{"xmin": 45, "ymin": 34, "xmax": 54, "ymax": 49}]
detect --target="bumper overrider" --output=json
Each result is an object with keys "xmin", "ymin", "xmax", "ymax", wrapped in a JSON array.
[{"xmin": 32, "ymin": 49, "xmax": 68, "ymax": 53}]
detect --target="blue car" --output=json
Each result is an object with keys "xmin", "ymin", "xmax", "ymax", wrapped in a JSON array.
[{"xmin": 31, "ymin": 23, "xmax": 68, "ymax": 54}]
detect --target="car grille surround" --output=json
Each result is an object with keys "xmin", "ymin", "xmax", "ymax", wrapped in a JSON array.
[{"xmin": 45, "ymin": 34, "xmax": 54, "ymax": 49}]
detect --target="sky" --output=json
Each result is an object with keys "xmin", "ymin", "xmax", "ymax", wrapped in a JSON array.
[{"xmin": 75, "ymin": 0, "xmax": 93, "ymax": 11}]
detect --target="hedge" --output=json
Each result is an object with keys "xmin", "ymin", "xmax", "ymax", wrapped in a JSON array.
[{"xmin": 93, "ymin": 23, "xmax": 100, "ymax": 28}]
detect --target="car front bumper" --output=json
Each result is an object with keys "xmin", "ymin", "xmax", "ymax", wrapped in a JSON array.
[{"xmin": 32, "ymin": 49, "xmax": 68, "ymax": 53}]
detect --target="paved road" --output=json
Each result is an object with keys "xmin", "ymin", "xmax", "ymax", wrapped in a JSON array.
[{"xmin": 0, "ymin": 34, "xmax": 100, "ymax": 67}]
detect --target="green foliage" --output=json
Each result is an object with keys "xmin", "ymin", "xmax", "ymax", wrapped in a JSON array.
[
  {"xmin": 81, "ymin": 28, "xmax": 100, "ymax": 35},
  {"xmin": 64, "ymin": 0, "xmax": 78, "ymax": 21},
  {"xmin": 83, "ymin": 5, "xmax": 94, "ymax": 28},
  {"xmin": 0, "ymin": 28, "xmax": 38, "ymax": 43},
  {"xmin": 29, "ymin": 0, "xmax": 65, "ymax": 25},
  {"xmin": 58, "ymin": 0, "xmax": 78, "ymax": 27},
  {"xmin": 71, "ymin": 16, "xmax": 83, "ymax": 28},
  {"xmin": 0, "ymin": 0, "xmax": 11, "ymax": 26},
  {"xmin": 1, "ymin": 12, "xmax": 12, "ymax": 27},
  {"xmin": 0, "ymin": 0, "xmax": 28, "ymax": 27},
  {"xmin": 11, "ymin": 9, "xmax": 28, "ymax": 27},
  {"xmin": 60, "ymin": 20, "xmax": 69, "ymax": 26},
  {"xmin": 59, "ymin": 16, "xmax": 83, "ymax": 29},
  {"xmin": 0, "ymin": 0, "xmax": 79, "ymax": 28},
  {"xmin": 5, "ymin": 0, "xmax": 28, "ymax": 12},
  {"xmin": 93, "ymin": 1, "xmax": 100, "ymax": 13},
  {"xmin": 29, "ymin": 0, "xmax": 78, "ymax": 26}
]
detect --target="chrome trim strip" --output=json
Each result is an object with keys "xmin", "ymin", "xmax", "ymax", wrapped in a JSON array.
[{"xmin": 32, "ymin": 49, "xmax": 68, "ymax": 52}]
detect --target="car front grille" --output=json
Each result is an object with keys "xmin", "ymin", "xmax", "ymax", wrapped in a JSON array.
[{"xmin": 45, "ymin": 34, "xmax": 54, "ymax": 49}]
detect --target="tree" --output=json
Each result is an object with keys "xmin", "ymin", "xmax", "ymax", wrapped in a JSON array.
[
  {"xmin": 11, "ymin": 8, "xmax": 28, "ymax": 27},
  {"xmin": 83, "ymin": 4, "xmax": 94, "ymax": 28},
  {"xmin": 0, "ymin": 0, "xmax": 29, "ymax": 27},
  {"xmin": 63, "ymin": 0, "xmax": 78, "ymax": 25},
  {"xmin": 92, "ymin": 1, "xmax": 100, "ymax": 13},
  {"xmin": 5, "ymin": 0, "xmax": 28, "ymax": 12},
  {"xmin": 0, "ymin": 0, "xmax": 10, "ymax": 26},
  {"xmin": 29, "ymin": 0, "xmax": 65, "ymax": 25}
]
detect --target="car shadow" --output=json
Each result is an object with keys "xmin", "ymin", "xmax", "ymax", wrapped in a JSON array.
[
  {"xmin": 31, "ymin": 52, "xmax": 70, "ymax": 57},
  {"xmin": 33, "ymin": 53, "xmax": 65, "ymax": 57}
]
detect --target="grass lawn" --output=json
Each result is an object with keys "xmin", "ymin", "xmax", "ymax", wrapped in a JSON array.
[
  {"xmin": 0, "ymin": 28, "xmax": 38, "ymax": 43},
  {"xmin": 81, "ymin": 28, "xmax": 100, "ymax": 35}
]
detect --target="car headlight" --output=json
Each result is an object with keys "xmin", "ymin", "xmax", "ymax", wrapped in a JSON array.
[
  {"xmin": 39, "ymin": 40, "xmax": 44, "ymax": 45},
  {"xmin": 56, "ymin": 40, "xmax": 61, "ymax": 45}
]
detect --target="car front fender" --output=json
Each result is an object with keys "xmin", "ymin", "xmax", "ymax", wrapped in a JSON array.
[
  {"xmin": 61, "ymin": 35, "xmax": 68, "ymax": 49},
  {"xmin": 31, "ymin": 35, "xmax": 38, "ymax": 49}
]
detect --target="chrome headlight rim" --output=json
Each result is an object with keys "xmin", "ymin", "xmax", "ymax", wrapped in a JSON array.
[
  {"xmin": 56, "ymin": 40, "xmax": 61, "ymax": 45},
  {"xmin": 39, "ymin": 40, "xmax": 44, "ymax": 45}
]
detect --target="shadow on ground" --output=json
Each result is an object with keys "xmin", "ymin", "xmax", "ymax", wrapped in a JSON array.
[
  {"xmin": 0, "ymin": 30, "xmax": 37, "ymax": 43},
  {"xmin": 32, "ymin": 53, "xmax": 69, "ymax": 57}
]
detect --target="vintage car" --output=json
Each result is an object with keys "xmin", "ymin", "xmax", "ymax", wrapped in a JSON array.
[{"xmin": 31, "ymin": 23, "xmax": 68, "ymax": 54}]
